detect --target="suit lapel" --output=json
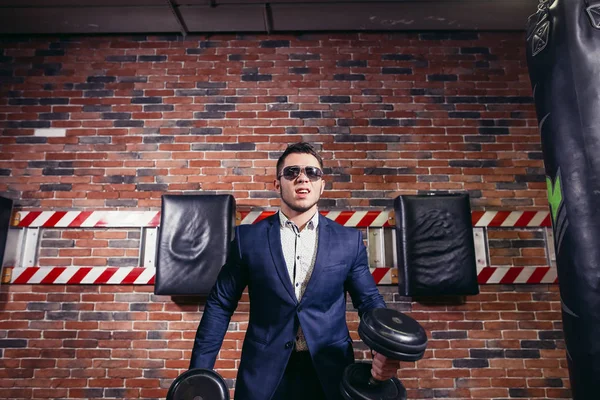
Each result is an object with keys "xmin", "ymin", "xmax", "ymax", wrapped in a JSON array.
[
  {"xmin": 301, "ymin": 214, "xmax": 332, "ymax": 300},
  {"xmin": 267, "ymin": 215, "xmax": 297, "ymax": 303}
]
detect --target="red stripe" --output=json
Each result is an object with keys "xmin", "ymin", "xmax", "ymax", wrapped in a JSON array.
[
  {"xmin": 67, "ymin": 267, "xmax": 92, "ymax": 284},
  {"xmin": 477, "ymin": 267, "xmax": 495, "ymax": 284},
  {"xmin": 488, "ymin": 211, "xmax": 511, "ymax": 227},
  {"xmin": 333, "ymin": 211, "xmax": 354, "ymax": 226},
  {"xmin": 18, "ymin": 212, "xmax": 42, "ymax": 227},
  {"xmin": 40, "ymin": 267, "xmax": 66, "ymax": 284},
  {"xmin": 148, "ymin": 275, "xmax": 155, "ymax": 285},
  {"xmin": 499, "ymin": 267, "xmax": 524, "ymax": 284},
  {"xmin": 148, "ymin": 212, "xmax": 160, "ymax": 227},
  {"xmin": 121, "ymin": 268, "xmax": 144, "ymax": 284},
  {"xmin": 94, "ymin": 267, "xmax": 117, "ymax": 284},
  {"xmin": 527, "ymin": 267, "xmax": 550, "ymax": 284},
  {"xmin": 514, "ymin": 212, "xmax": 535, "ymax": 227},
  {"xmin": 42, "ymin": 211, "xmax": 67, "ymax": 227},
  {"xmin": 355, "ymin": 211, "xmax": 380, "ymax": 228},
  {"xmin": 254, "ymin": 211, "xmax": 276, "ymax": 223},
  {"xmin": 68, "ymin": 211, "xmax": 93, "ymax": 227},
  {"xmin": 13, "ymin": 267, "xmax": 39, "ymax": 284},
  {"xmin": 541, "ymin": 213, "xmax": 552, "ymax": 227},
  {"xmin": 471, "ymin": 211, "xmax": 485, "ymax": 226},
  {"xmin": 371, "ymin": 268, "xmax": 390, "ymax": 284}
]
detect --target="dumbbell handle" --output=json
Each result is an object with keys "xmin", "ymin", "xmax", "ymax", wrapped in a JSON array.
[{"xmin": 368, "ymin": 376, "xmax": 384, "ymax": 386}]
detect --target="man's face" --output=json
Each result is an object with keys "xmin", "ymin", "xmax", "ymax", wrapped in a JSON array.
[{"xmin": 274, "ymin": 152, "xmax": 325, "ymax": 216}]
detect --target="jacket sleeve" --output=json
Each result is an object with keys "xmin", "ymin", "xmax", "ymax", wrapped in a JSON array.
[
  {"xmin": 189, "ymin": 227, "xmax": 248, "ymax": 369},
  {"xmin": 344, "ymin": 229, "xmax": 386, "ymax": 317}
]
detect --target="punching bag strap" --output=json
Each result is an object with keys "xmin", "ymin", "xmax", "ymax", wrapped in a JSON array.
[
  {"xmin": 528, "ymin": 0, "xmax": 552, "ymax": 57},
  {"xmin": 585, "ymin": 0, "xmax": 600, "ymax": 29}
]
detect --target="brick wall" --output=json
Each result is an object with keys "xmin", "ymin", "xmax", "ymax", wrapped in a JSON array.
[{"xmin": 0, "ymin": 32, "xmax": 570, "ymax": 399}]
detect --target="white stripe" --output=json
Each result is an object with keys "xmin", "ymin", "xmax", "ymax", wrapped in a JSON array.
[
  {"xmin": 345, "ymin": 211, "xmax": 366, "ymax": 227},
  {"xmin": 501, "ymin": 211, "xmax": 523, "ymax": 227},
  {"xmin": 371, "ymin": 211, "xmax": 390, "ymax": 227},
  {"xmin": 25, "ymin": 268, "xmax": 50, "ymax": 284},
  {"xmin": 379, "ymin": 269, "xmax": 392, "ymax": 284},
  {"xmin": 475, "ymin": 211, "xmax": 497, "ymax": 227},
  {"xmin": 80, "ymin": 212, "xmax": 104, "ymax": 227},
  {"xmin": 106, "ymin": 267, "xmax": 132, "ymax": 284},
  {"xmin": 542, "ymin": 267, "xmax": 557, "ymax": 283},
  {"xmin": 241, "ymin": 211, "xmax": 263, "ymax": 225},
  {"xmin": 528, "ymin": 211, "xmax": 549, "ymax": 227},
  {"xmin": 487, "ymin": 267, "xmax": 510, "ymax": 283},
  {"xmin": 54, "ymin": 211, "xmax": 80, "ymax": 227},
  {"xmin": 324, "ymin": 211, "xmax": 341, "ymax": 221},
  {"xmin": 512, "ymin": 267, "xmax": 535, "ymax": 283},
  {"xmin": 79, "ymin": 267, "xmax": 106, "ymax": 283},
  {"xmin": 29, "ymin": 211, "xmax": 53, "ymax": 227},
  {"xmin": 53, "ymin": 267, "xmax": 80, "ymax": 284},
  {"xmin": 135, "ymin": 268, "xmax": 156, "ymax": 284}
]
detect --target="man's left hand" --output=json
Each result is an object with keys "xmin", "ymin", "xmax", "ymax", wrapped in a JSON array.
[{"xmin": 371, "ymin": 351, "xmax": 400, "ymax": 381}]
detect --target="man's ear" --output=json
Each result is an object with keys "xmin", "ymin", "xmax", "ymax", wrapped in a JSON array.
[
  {"xmin": 274, "ymin": 178, "xmax": 280, "ymax": 191},
  {"xmin": 320, "ymin": 180, "xmax": 325, "ymax": 195}
]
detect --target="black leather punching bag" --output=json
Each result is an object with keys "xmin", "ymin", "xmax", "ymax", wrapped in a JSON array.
[{"xmin": 526, "ymin": 1, "xmax": 600, "ymax": 398}]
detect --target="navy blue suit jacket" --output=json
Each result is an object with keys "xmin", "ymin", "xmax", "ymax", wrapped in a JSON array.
[{"xmin": 190, "ymin": 213, "xmax": 386, "ymax": 400}]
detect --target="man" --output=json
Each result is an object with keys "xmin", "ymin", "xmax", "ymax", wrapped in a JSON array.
[{"xmin": 190, "ymin": 142, "xmax": 399, "ymax": 400}]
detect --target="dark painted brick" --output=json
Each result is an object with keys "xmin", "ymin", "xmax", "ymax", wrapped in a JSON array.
[
  {"xmin": 8, "ymin": 98, "xmax": 38, "ymax": 105},
  {"xmin": 206, "ymin": 104, "xmax": 235, "ymax": 112},
  {"xmin": 515, "ymin": 174, "xmax": 545, "ymax": 183},
  {"xmin": 275, "ymin": 96, "xmax": 288, "ymax": 103},
  {"xmin": 79, "ymin": 137, "xmax": 111, "ymax": 144},
  {"xmin": 479, "ymin": 96, "xmax": 534, "ymax": 104},
  {"xmin": 41, "ymin": 239, "xmax": 74, "ymax": 248},
  {"xmin": 38, "ymin": 98, "xmax": 69, "ymax": 106},
  {"xmin": 228, "ymin": 54, "xmax": 243, "ymax": 61},
  {"xmin": 289, "ymin": 67, "xmax": 310, "ymax": 74},
  {"xmin": 138, "ymin": 55, "xmax": 167, "ymax": 62},
  {"xmin": 521, "ymin": 340, "xmax": 557, "ymax": 349},
  {"xmin": 119, "ymin": 76, "xmax": 148, "ymax": 83},
  {"xmin": 35, "ymin": 49, "xmax": 64, "ymax": 56},
  {"xmin": 39, "ymin": 113, "xmax": 69, "ymax": 120},
  {"xmin": 74, "ymin": 83, "xmax": 104, "ymax": 90},
  {"xmin": 320, "ymin": 96, "xmax": 350, "ymax": 103},
  {"xmin": 176, "ymin": 120, "xmax": 193, "ymax": 127},
  {"xmin": 103, "ymin": 175, "xmax": 136, "ymax": 184},
  {"xmin": 29, "ymin": 161, "xmax": 59, "ymax": 168},
  {"xmin": 336, "ymin": 60, "xmax": 367, "ymax": 67},
  {"xmin": 144, "ymin": 105, "xmax": 174, "ymax": 112},
  {"xmin": 449, "ymin": 160, "xmax": 485, "ymax": 168},
  {"xmin": 105, "ymin": 389, "xmax": 131, "ymax": 398},
  {"xmin": 479, "ymin": 127, "xmax": 510, "ymax": 135},
  {"xmin": 87, "ymin": 76, "xmax": 116, "ymax": 83},
  {"xmin": 291, "ymin": 111, "xmax": 322, "ymax": 119},
  {"xmin": 418, "ymin": 175, "xmax": 448, "ymax": 183},
  {"xmin": 370, "ymin": 119, "xmax": 399, "ymax": 127},
  {"xmin": 334, "ymin": 135, "xmax": 367, "ymax": 142},
  {"xmin": 136, "ymin": 184, "xmax": 168, "ymax": 191},
  {"xmin": 382, "ymin": 54, "xmax": 415, "ymax": 61},
  {"xmin": 199, "ymin": 41, "xmax": 221, "ymax": 48},
  {"xmin": 505, "ymin": 349, "xmax": 540, "ymax": 358},
  {"xmin": 114, "ymin": 120, "xmax": 144, "ymax": 127},
  {"xmin": 223, "ymin": 143, "xmax": 256, "ymax": 150},
  {"xmin": 186, "ymin": 48, "xmax": 203, "ymax": 55},
  {"xmin": 0, "ymin": 169, "xmax": 10, "ymax": 176},
  {"xmin": 475, "ymin": 61, "xmax": 490, "ymax": 68},
  {"xmin": 539, "ymin": 330, "xmax": 564, "ymax": 340},
  {"xmin": 176, "ymin": 89, "xmax": 209, "ymax": 97},
  {"xmin": 106, "ymin": 199, "xmax": 138, "ymax": 207},
  {"xmin": 143, "ymin": 136, "xmax": 174, "ymax": 144},
  {"xmin": 191, "ymin": 128, "xmax": 223, "ymax": 135},
  {"xmin": 447, "ymin": 96, "xmax": 478, "ymax": 103},
  {"xmin": 102, "ymin": 112, "xmax": 131, "ymax": 120},
  {"xmin": 16, "ymin": 137, "xmax": 47, "ymax": 144},
  {"xmin": 496, "ymin": 182, "xmax": 527, "ymax": 190},
  {"xmin": 260, "ymin": 40, "xmax": 290, "ymax": 48},
  {"xmin": 196, "ymin": 82, "xmax": 226, "ymax": 89},
  {"xmin": 107, "ymin": 258, "xmax": 138, "ymax": 267},
  {"xmin": 81, "ymin": 312, "xmax": 112, "ymax": 321},
  {"xmin": 83, "ymin": 105, "xmax": 111, "ymax": 112},
  {"xmin": 428, "ymin": 74, "xmax": 458, "ymax": 81},
  {"xmin": 334, "ymin": 74, "xmax": 365, "ymax": 81},
  {"xmin": 109, "ymin": 240, "xmax": 140, "ymax": 249},
  {"xmin": 84, "ymin": 90, "xmax": 114, "ymax": 98},
  {"xmin": 470, "ymin": 349, "xmax": 505, "ymax": 359},
  {"xmin": 0, "ymin": 339, "xmax": 27, "ymax": 348},
  {"xmin": 509, "ymin": 388, "xmax": 541, "ymax": 398},
  {"xmin": 290, "ymin": 53, "xmax": 320, "ymax": 60},
  {"xmin": 40, "ymin": 184, "xmax": 72, "ymax": 191},
  {"xmin": 270, "ymin": 104, "xmax": 298, "ymax": 111},
  {"xmin": 42, "ymin": 168, "xmax": 74, "ymax": 176},
  {"xmin": 193, "ymin": 112, "xmax": 225, "ymax": 119},
  {"xmin": 106, "ymin": 55, "xmax": 137, "ymax": 62},
  {"xmin": 452, "ymin": 359, "xmax": 489, "ymax": 368},
  {"xmin": 432, "ymin": 331, "xmax": 467, "ymax": 340},
  {"xmin": 449, "ymin": 111, "xmax": 481, "ymax": 118},
  {"xmin": 131, "ymin": 97, "xmax": 162, "ymax": 104},
  {"xmin": 382, "ymin": 67, "xmax": 412, "ymax": 74},
  {"xmin": 192, "ymin": 144, "xmax": 224, "ymax": 151},
  {"xmin": 242, "ymin": 74, "xmax": 272, "ymax": 82}
]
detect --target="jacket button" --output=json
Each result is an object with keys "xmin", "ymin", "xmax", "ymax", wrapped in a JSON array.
[{"xmin": 285, "ymin": 341, "xmax": 293, "ymax": 349}]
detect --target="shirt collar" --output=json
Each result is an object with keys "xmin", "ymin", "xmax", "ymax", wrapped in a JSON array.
[{"xmin": 278, "ymin": 210, "xmax": 319, "ymax": 231}]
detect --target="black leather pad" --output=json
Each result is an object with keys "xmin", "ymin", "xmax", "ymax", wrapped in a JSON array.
[
  {"xmin": 155, "ymin": 194, "xmax": 235, "ymax": 296},
  {"xmin": 167, "ymin": 368, "xmax": 229, "ymax": 400},
  {"xmin": 394, "ymin": 193, "xmax": 479, "ymax": 296},
  {"xmin": 0, "ymin": 196, "xmax": 13, "ymax": 269}
]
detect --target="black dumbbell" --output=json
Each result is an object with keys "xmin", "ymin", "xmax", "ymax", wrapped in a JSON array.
[
  {"xmin": 340, "ymin": 308, "xmax": 428, "ymax": 400},
  {"xmin": 167, "ymin": 368, "xmax": 229, "ymax": 400}
]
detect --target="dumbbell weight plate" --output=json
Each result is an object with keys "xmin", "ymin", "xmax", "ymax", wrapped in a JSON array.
[
  {"xmin": 166, "ymin": 368, "xmax": 229, "ymax": 400},
  {"xmin": 340, "ymin": 363, "xmax": 407, "ymax": 400},
  {"xmin": 359, "ymin": 308, "xmax": 427, "ymax": 360}
]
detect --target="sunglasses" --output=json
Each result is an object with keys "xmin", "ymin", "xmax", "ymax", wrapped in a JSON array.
[{"xmin": 278, "ymin": 165, "xmax": 323, "ymax": 181}]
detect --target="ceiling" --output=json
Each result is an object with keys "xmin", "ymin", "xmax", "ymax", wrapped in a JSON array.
[{"xmin": 0, "ymin": 0, "xmax": 538, "ymax": 35}]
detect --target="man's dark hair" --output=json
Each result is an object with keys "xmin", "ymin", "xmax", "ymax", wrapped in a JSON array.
[{"xmin": 276, "ymin": 142, "xmax": 324, "ymax": 177}]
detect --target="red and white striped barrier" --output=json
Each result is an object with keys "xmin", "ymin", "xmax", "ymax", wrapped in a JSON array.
[
  {"xmin": 14, "ymin": 209, "xmax": 552, "ymax": 228},
  {"xmin": 477, "ymin": 266, "xmax": 558, "ymax": 284}
]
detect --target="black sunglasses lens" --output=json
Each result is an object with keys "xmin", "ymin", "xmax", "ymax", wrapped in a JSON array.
[
  {"xmin": 281, "ymin": 166, "xmax": 322, "ymax": 180},
  {"xmin": 283, "ymin": 166, "xmax": 300, "ymax": 179},
  {"xmin": 304, "ymin": 167, "xmax": 322, "ymax": 178}
]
